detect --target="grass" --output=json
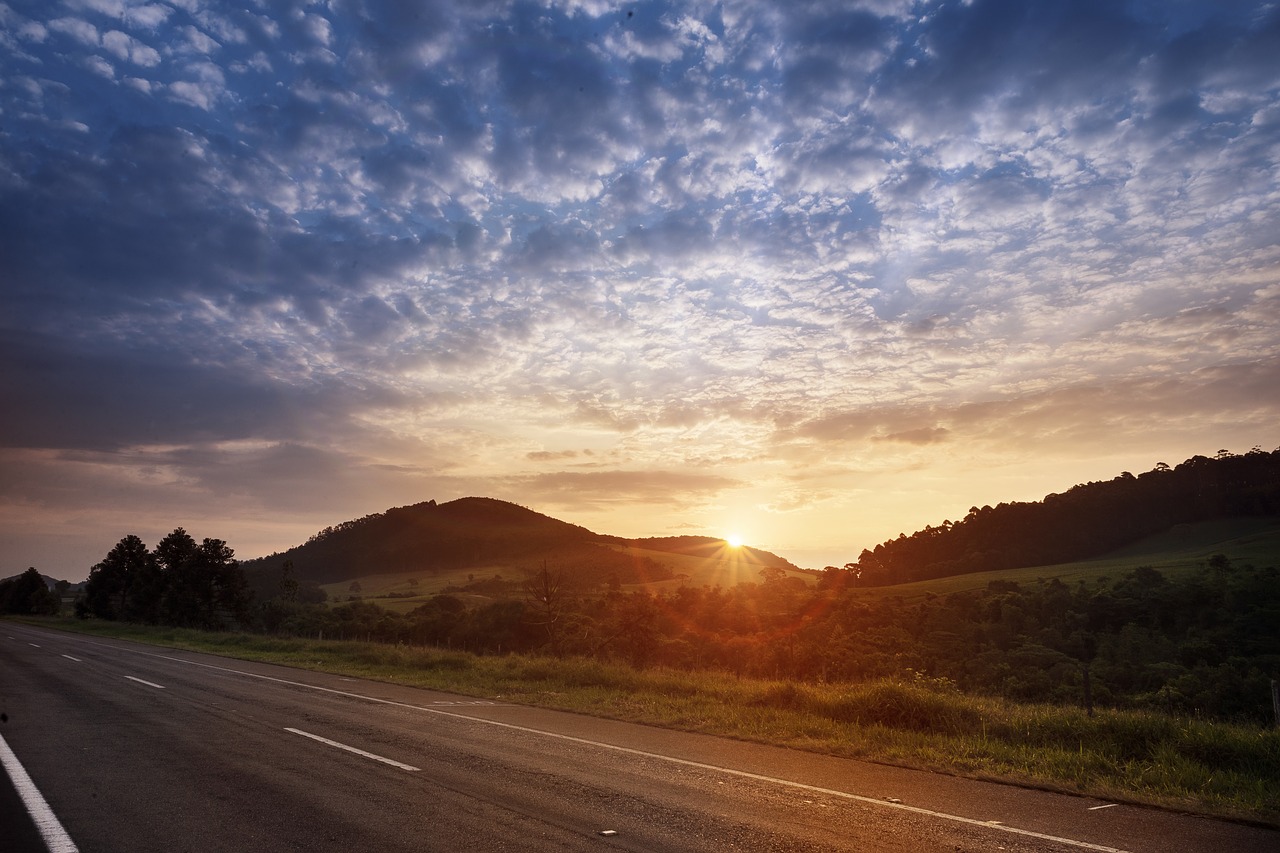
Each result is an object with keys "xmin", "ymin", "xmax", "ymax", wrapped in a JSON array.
[{"xmin": 15, "ymin": 615, "xmax": 1279, "ymax": 826}]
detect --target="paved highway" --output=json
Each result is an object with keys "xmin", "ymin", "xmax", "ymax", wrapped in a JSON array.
[{"xmin": 2, "ymin": 622, "xmax": 1275, "ymax": 852}]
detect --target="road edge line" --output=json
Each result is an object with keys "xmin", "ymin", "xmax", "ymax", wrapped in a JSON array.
[{"xmin": 0, "ymin": 733, "xmax": 79, "ymax": 853}]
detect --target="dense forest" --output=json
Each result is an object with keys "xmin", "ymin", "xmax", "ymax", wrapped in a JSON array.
[
  {"xmin": 843, "ymin": 447, "xmax": 1280, "ymax": 585},
  {"xmin": 240, "ymin": 553, "xmax": 1280, "ymax": 723}
]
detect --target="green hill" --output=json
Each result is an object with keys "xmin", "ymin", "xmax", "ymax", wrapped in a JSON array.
[
  {"xmin": 846, "ymin": 449, "xmax": 1280, "ymax": 586},
  {"xmin": 844, "ymin": 516, "xmax": 1280, "ymax": 602},
  {"xmin": 245, "ymin": 497, "xmax": 801, "ymax": 597}
]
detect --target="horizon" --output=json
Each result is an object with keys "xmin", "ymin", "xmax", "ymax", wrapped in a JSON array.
[
  {"xmin": 3, "ymin": 2, "xmax": 1279, "ymax": 582},
  {"xmin": 13, "ymin": 447, "xmax": 1271, "ymax": 585}
]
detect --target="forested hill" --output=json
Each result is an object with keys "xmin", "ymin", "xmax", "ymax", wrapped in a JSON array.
[
  {"xmin": 846, "ymin": 448, "xmax": 1280, "ymax": 586},
  {"xmin": 243, "ymin": 497, "xmax": 606, "ymax": 584},
  {"xmin": 242, "ymin": 497, "xmax": 800, "ymax": 585}
]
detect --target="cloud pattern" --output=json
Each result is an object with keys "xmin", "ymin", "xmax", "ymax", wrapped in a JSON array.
[{"xmin": 2, "ymin": 0, "xmax": 1278, "ymax": 573}]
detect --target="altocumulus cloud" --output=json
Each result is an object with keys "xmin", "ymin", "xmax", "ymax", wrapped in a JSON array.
[{"xmin": 1, "ymin": 0, "xmax": 1278, "ymax": 574}]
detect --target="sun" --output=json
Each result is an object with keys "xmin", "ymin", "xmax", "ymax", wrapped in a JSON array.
[{"xmin": 725, "ymin": 533, "xmax": 744, "ymax": 548}]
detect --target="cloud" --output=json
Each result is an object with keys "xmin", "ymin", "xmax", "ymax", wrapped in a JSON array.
[
  {"xmin": 511, "ymin": 469, "xmax": 744, "ymax": 509},
  {"xmin": 48, "ymin": 17, "xmax": 100, "ymax": 47},
  {"xmin": 102, "ymin": 30, "xmax": 162, "ymax": 66},
  {"xmin": 2, "ymin": 0, "xmax": 1278, "ymax": 574}
]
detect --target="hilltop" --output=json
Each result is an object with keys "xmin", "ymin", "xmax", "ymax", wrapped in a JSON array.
[{"xmin": 242, "ymin": 496, "xmax": 799, "ymax": 588}]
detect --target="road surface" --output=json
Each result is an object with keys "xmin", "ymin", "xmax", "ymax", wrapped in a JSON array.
[{"xmin": 2, "ymin": 621, "xmax": 1275, "ymax": 852}]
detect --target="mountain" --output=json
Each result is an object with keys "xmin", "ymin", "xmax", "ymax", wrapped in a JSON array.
[
  {"xmin": 242, "ymin": 497, "xmax": 799, "ymax": 585},
  {"xmin": 0, "ymin": 571, "xmax": 73, "ymax": 590}
]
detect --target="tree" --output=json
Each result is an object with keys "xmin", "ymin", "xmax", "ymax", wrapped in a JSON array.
[
  {"xmin": 155, "ymin": 527, "xmax": 198, "ymax": 573},
  {"xmin": 280, "ymin": 560, "xmax": 299, "ymax": 602},
  {"xmin": 81, "ymin": 535, "xmax": 154, "ymax": 620},
  {"xmin": 155, "ymin": 527, "xmax": 199, "ymax": 625},
  {"xmin": 0, "ymin": 568, "xmax": 58, "ymax": 615},
  {"xmin": 523, "ymin": 561, "xmax": 569, "ymax": 654},
  {"xmin": 154, "ymin": 529, "xmax": 249, "ymax": 629}
]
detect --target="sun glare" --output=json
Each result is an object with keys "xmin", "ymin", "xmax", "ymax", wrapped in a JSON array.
[{"xmin": 725, "ymin": 533, "xmax": 744, "ymax": 548}]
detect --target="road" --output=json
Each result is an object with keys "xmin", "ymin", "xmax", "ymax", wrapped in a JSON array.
[{"xmin": 1, "ymin": 622, "xmax": 1275, "ymax": 852}]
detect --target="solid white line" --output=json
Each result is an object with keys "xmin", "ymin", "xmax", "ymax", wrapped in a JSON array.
[
  {"xmin": 58, "ymin": 637, "xmax": 1128, "ymax": 853},
  {"xmin": 61, "ymin": 655, "xmax": 82, "ymax": 663},
  {"xmin": 0, "ymin": 733, "xmax": 79, "ymax": 853},
  {"xmin": 403, "ymin": 714, "xmax": 1132, "ymax": 853},
  {"xmin": 284, "ymin": 728, "xmax": 420, "ymax": 771},
  {"xmin": 123, "ymin": 676, "xmax": 165, "ymax": 689}
]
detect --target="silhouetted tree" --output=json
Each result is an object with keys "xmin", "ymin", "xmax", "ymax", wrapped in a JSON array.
[
  {"xmin": 81, "ymin": 535, "xmax": 154, "ymax": 620},
  {"xmin": 0, "ymin": 568, "xmax": 58, "ymax": 615}
]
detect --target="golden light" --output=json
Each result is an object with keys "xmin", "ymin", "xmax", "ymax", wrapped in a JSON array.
[{"xmin": 725, "ymin": 533, "xmax": 744, "ymax": 548}]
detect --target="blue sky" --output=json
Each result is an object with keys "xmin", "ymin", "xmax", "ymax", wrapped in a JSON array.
[{"xmin": 2, "ymin": 0, "xmax": 1278, "ymax": 579}]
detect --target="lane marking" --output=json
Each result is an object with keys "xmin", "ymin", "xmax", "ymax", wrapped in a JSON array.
[
  {"xmin": 1089, "ymin": 804, "xmax": 1119, "ymax": 811},
  {"xmin": 61, "ymin": 655, "xmax": 82, "ymax": 663},
  {"xmin": 155, "ymin": 656, "xmax": 1127, "ymax": 851},
  {"xmin": 0, "ymin": 733, "xmax": 80, "ymax": 853},
  {"xmin": 29, "ymin": 643, "xmax": 42, "ymax": 648},
  {"xmin": 284, "ymin": 728, "xmax": 420, "ymax": 772},
  {"xmin": 49, "ymin": 636, "xmax": 1128, "ymax": 853},
  {"xmin": 398, "ymin": 715, "xmax": 1131, "ymax": 853},
  {"xmin": 123, "ymin": 676, "xmax": 165, "ymax": 689}
]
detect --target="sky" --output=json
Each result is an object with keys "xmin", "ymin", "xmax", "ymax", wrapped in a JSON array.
[{"xmin": 2, "ymin": 0, "xmax": 1279, "ymax": 582}]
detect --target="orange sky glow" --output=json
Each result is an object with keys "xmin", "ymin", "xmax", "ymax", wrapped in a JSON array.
[{"xmin": 1, "ymin": 2, "xmax": 1277, "ymax": 581}]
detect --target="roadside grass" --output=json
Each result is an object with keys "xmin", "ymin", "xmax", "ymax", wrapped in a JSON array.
[{"xmin": 16, "ymin": 615, "xmax": 1278, "ymax": 825}]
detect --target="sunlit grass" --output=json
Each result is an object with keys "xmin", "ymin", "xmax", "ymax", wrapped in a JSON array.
[{"xmin": 17, "ymin": 615, "xmax": 1278, "ymax": 825}]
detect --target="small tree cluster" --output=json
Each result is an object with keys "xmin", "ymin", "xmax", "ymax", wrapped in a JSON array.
[
  {"xmin": 77, "ymin": 528, "xmax": 250, "ymax": 629},
  {"xmin": 0, "ymin": 567, "xmax": 60, "ymax": 615}
]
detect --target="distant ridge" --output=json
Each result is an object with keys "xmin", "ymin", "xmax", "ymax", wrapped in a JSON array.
[
  {"xmin": 845, "ymin": 448, "xmax": 1280, "ymax": 586},
  {"xmin": 243, "ymin": 497, "xmax": 798, "ymax": 585},
  {"xmin": 610, "ymin": 535, "xmax": 795, "ymax": 569}
]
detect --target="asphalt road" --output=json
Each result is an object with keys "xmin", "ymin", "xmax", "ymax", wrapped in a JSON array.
[{"xmin": 1, "ymin": 622, "xmax": 1275, "ymax": 853}]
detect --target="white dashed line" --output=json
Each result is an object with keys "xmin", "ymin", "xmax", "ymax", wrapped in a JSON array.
[
  {"xmin": 284, "ymin": 728, "xmax": 420, "ymax": 771},
  {"xmin": 123, "ymin": 676, "xmax": 166, "ymax": 689},
  {"xmin": 53, "ymin": 635, "xmax": 1131, "ymax": 853},
  {"xmin": 62, "ymin": 655, "xmax": 83, "ymax": 662}
]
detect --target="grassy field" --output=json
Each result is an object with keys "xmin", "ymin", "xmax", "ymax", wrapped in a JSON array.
[
  {"xmin": 14, "ymin": 615, "xmax": 1279, "ymax": 826},
  {"xmin": 321, "ymin": 541, "xmax": 818, "ymax": 612},
  {"xmin": 320, "ymin": 569, "xmax": 496, "ymax": 613}
]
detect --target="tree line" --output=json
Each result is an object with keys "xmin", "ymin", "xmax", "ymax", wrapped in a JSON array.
[
  {"xmin": 239, "ymin": 554, "xmax": 1279, "ymax": 724},
  {"xmin": 77, "ymin": 528, "xmax": 251, "ymax": 630},
  {"xmin": 0, "ymin": 567, "xmax": 63, "ymax": 615},
  {"xmin": 844, "ymin": 448, "xmax": 1280, "ymax": 585},
  {"xmin": 18, "ymin": 529, "xmax": 1278, "ymax": 724}
]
